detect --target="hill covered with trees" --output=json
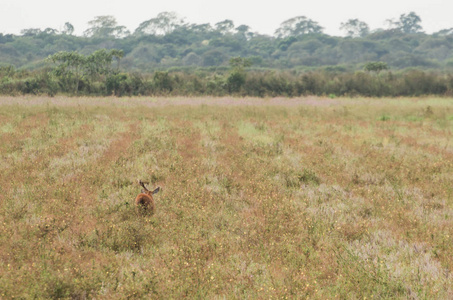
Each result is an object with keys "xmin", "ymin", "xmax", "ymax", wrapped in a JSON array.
[
  {"xmin": 1, "ymin": 11, "xmax": 453, "ymax": 71},
  {"xmin": 1, "ymin": 11, "xmax": 453, "ymax": 97}
]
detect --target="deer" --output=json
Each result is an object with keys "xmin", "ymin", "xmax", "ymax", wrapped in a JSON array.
[{"xmin": 135, "ymin": 180, "xmax": 160, "ymax": 214}]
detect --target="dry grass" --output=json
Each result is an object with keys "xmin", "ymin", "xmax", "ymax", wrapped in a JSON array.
[{"xmin": 0, "ymin": 96, "xmax": 452, "ymax": 299}]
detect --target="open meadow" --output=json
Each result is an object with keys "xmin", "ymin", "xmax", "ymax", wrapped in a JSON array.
[{"xmin": 0, "ymin": 96, "xmax": 452, "ymax": 299}]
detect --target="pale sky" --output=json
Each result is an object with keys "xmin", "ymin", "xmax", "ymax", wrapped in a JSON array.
[{"xmin": 1, "ymin": 0, "xmax": 452, "ymax": 37}]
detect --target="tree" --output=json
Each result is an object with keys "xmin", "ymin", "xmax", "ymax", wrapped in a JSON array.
[
  {"xmin": 364, "ymin": 61, "xmax": 388, "ymax": 73},
  {"xmin": 215, "ymin": 20, "xmax": 235, "ymax": 35},
  {"xmin": 134, "ymin": 12, "xmax": 185, "ymax": 36},
  {"xmin": 20, "ymin": 28, "xmax": 42, "ymax": 36},
  {"xmin": 0, "ymin": 33, "xmax": 14, "ymax": 43},
  {"xmin": 48, "ymin": 51, "xmax": 86, "ymax": 93},
  {"xmin": 62, "ymin": 22, "xmax": 74, "ymax": 35},
  {"xmin": 236, "ymin": 25, "xmax": 250, "ymax": 34},
  {"xmin": 434, "ymin": 28, "xmax": 453, "ymax": 36},
  {"xmin": 48, "ymin": 49, "xmax": 124, "ymax": 93},
  {"xmin": 84, "ymin": 16, "xmax": 130, "ymax": 38},
  {"xmin": 229, "ymin": 57, "xmax": 252, "ymax": 69},
  {"xmin": 153, "ymin": 71, "xmax": 173, "ymax": 93},
  {"xmin": 43, "ymin": 28, "xmax": 59, "ymax": 35},
  {"xmin": 20, "ymin": 27, "xmax": 58, "ymax": 36},
  {"xmin": 278, "ymin": 36, "xmax": 297, "ymax": 51},
  {"xmin": 387, "ymin": 12, "xmax": 423, "ymax": 34},
  {"xmin": 340, "ymin": 19, "xmax": 370, "ymax": 38},
  {"xmin": 399, "ymin": 12, "xmax": 423, "ymax": 34},
  {"xmin": 85, "ymin": 49, "xmax": 124, "ymax": 80},
  {"xmin": 110, "ymin": 49, "xmax": 124, "ymax": 70},
  {"xmin": 275, "ymin": 16, "xmax": 323, "ymax": 38},
  {"xmin": 236, "ymin": 25, "xmax": 254, "ymax": 40},
  {"xmin": 188, "ymin": 23, "xmax": 213, "ymax": 34},
  {"xmin": 227, "ymin": 57, "xmax": 253, "ymax": 93}
]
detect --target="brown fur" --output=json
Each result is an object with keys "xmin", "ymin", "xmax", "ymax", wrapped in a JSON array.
[{"xmin": 135, "ymin": 180, "xmax": 160, "ymax": 214}]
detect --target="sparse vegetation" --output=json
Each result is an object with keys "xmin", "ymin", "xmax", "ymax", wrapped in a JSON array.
[{"xmin": 0, "ymin": 96, "xmax": 452, "ymax": 298}]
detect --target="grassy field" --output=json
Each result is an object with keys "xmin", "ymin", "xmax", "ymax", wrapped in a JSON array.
[{"xmin": 0, "ymin": 96, "xmax": 452, "ymax": 299}]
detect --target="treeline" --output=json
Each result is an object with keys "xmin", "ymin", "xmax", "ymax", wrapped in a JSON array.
[
  {"xmin": 1, "ymin": 12, "xmax": 453, "ymax": 71},
  {"xmin": 1, "ymin": 56, "xmax": 452, "ymax": 97}
]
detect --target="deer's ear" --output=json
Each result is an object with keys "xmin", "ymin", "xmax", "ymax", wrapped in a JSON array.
[
  {"xmin": 141, "ymin": 189, "xmax": 146, "ymax": 193},
  {"xmin": 152, "ymin": 187, "xmax": 160, "ymax": 195}
]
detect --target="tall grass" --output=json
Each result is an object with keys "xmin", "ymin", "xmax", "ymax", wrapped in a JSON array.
[{"xmin": 0, "ymin": 97, "xmax": 452, "ymax": 298}]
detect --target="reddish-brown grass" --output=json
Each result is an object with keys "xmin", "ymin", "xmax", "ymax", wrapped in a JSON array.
[{"xmin": 0, "ymin": 96, "xmax": 452, "ymax": 299}]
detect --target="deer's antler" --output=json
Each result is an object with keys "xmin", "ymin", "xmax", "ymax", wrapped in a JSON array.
[{"xmin": 138, "ymin": 179, "xmax": 150, "ymax": 192}]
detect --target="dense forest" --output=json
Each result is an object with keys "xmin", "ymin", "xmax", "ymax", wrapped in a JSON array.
[{"xmin": 1, "ymin": 11, "xmax": 453, "ymax": 96}]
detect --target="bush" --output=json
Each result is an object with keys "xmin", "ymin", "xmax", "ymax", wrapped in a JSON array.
[
  {"xmin": 1, "ymin": 67, "xmax": 453, "ymax": 97},
  {"xmin": 152, "ymin": 71, "xmax": 173, "ymax": 94}
]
